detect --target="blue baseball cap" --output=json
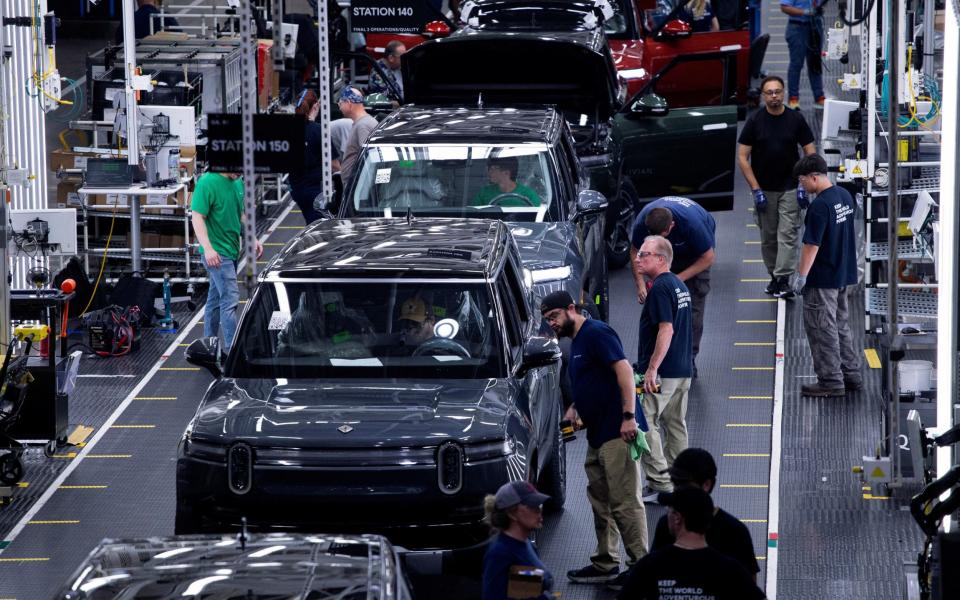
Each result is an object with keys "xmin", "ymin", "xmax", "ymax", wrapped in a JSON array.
[
  {"xmin": 494, "ymin": 481, "xmax": 550, "ymax": 510},
  {"xmin": 338, "ymin": 87, "xmax": 364, "ymax": 104}
]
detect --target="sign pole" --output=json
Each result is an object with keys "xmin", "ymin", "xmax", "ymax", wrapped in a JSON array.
[
  {"xmin": 239, "ymin": 2, "xmax": 259, "ymax": 294},
  {"xmin": 317, "ymin": 0, "xmax": 333, "ymax": 211}
]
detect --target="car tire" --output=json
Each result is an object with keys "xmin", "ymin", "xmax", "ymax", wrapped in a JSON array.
[
  {"xmin": 539, "ymin": 426, "xmax": 567, "ymax": 513},
  {"xmin": 174, "ymin": 500, "xmax": 203, "ymax": 535},
  {"xmin": 606, "ymin": 180, "xmax": 639, "ymax": 270}
]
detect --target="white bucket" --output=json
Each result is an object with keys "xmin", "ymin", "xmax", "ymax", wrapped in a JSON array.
[{"xmin": 898, "ymin": 360, "xmax": 935, "ymax": 393}]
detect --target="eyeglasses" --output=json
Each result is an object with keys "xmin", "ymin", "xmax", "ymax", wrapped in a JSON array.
[
  {"xmin": 638, "ymin": 251, "xmax": 664, "ymax": 259},
  {"xmin": 762, "ymin": 89, "xmax": 784, "ymax": 96}
]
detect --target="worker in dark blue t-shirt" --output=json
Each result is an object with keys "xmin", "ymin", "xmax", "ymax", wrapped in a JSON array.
[
  {"xmin": 540, "ymin": 291, "xmax": 648, "ymax": 584},
  {"xmin": 630, "ymin": 196, "xmax": 715, "ymax": 375},
  {"xmin": 635, "ymin": 234, "xmax": 693, "ymax": 503},
  {"xmin": 482, "ymin": 481, "xmax": 553, "ymax": 600},
  {"xmin": 115, "ymin": 0, "xmax": 180, "ymax": 43},
  {"xmin": 792, "ymin": 154, "xmax": 861, "ymax": 397}
]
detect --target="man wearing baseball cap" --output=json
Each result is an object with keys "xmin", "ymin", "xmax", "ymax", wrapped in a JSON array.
[
  {"xmin": 540, "ymin": 291, "xmax": 648, "ymax": 584},
  {"xmin": 616, "ymin": 487, "xmax": 765, "ymax": 599},
  {"xmin": 396, "ymin": 296, "xmax": 436, "ymax": 348},
  {"xmin": 339, "ymin": 86, "xmax": 378, "ymax": 182},
  {"xmin": 482, "ymin": 481, "xmax": 553, "ymax": 600}
]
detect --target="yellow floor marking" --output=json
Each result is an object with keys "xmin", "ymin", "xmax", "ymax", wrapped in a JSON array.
[
  {"xmin": 742, "ymin": 519, "xmax": 768, "ymax": 523},
  {"xmin": 739, "ymin": 298, "xmax": 777, "ymax": 303},
  {"xmin": 756, "ymin": 556, "xmax": 767, "ymax": 561},
  {"xmin": 742, "ymin": 259, "xmax": 764, "ymax": 263},
  {"xmin": 737, "ymin": 320, "xmax": 776, "ymax": 324},
  {"xmin": 159, "ymin": 367, "xmax": 201, "ymax": 371},
  {"xmin": 278, "ymin": 226, "xmax": 302, "ymax": 229},
  {"xmin": 28, "ymin": 520, "xmax": 79, "ymax": 525},
  {"xmin": 0, "ymin": 557, "xmax": 49, "ymax": 562},
  {"xmin": 239, "ymin": 299, "xmax": 248, "ymax": 304},
  {"xmin": 744, "ymin": 240, "xmax": 761, "ymax": 245},
  {"xmin": 747, "ymin": 223, "xmax": 758, "ymax": 228},
  {"xmin": 263, "ymin": 242, "xmax": 285, "ymax": 246},
  {"xmin": 291, "ymin": 209, "xmax": 302, "ymax": 213},
  {"xmin": 740, "ymin": 278, "xmax": 768, "ymax": 282},
  {"xmin": 59, "ymin": 485, "xmax": 108, "ymax": 489},
  {"xmin": 134, "ymin": 396, "xmax": 176, "ymax": 401},
  {"xmin": 255, "ymin": 260, "xmax": 268, "ymax": 265},
  {"xmin": 747, "ymin": 207, "xmax": 754, "ymax": 212},
  {"xmin": 735, "ymin": 342, "xmax": 775, "ymax": 346},
  {"xmin": 726, "ymin": 423, "xmax": 772, "ymax": 427},
  {"xmin": 863, "ymin": 493, "xmax": 891, "ymax": 500},
  {"xmin": 86, "ymin": 454, "xmax": 132, "ymax": 459},
  {"xmin": 729, "ymin": 395, "xmax": 773, "ymax": 400},
  {"xmin": 723, "ymin": 453, "xmax": 771, "ymax": 457},
  {"xmin": 732, "ymin": 366, "xmax": 774, "ymax": 371},
  {"xmin": 178, "ymin": 343, "xmax": 190, "ymax": 347},
  {"xmin": 66, "ymin": 425, "xmax": 94, "ymax": 447},
  {"xmin": 16, "ymin": 482, "xmax": 28, "ymax": 488},
  {"xmin": 110, "ymin": 424, "xmax": 156, "ymax": 429},
  {"xmin": 719, "ymin": 484, "xmax": 768, "ymax": 488},
  {"xmin": 864, "ymin": 348, "xmax": 881, "ymax": 369}
]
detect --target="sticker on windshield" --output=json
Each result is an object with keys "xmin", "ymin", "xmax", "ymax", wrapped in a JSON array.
[
  {"xmin": 375, "ymin": 168, "xmax": 391, "ymax": 184},
  {"xmin": 268, "ymin": 311, "xmax": 291, "ymax": 330},
  {"xmin": 330, "ymin": 358, "xmax": 383, "ymax": 367},
  {"xmin": 432, "ymin": 355, "xmax": 463, "ymax": 362}
]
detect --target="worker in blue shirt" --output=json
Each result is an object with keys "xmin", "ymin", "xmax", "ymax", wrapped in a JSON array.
[
  {"xmin": 780, "ymin": 0, "xmax": 824, "ymax": 108},
  {"xmin": 482, "ymin": 481, "xmax": 553, "ymax": 600},
  {"xmin": 792, "ymin": 154, "xmax": 862, "ymax": 397},
  {"xmin": 630, "ymin": 197, "xmax": 715, "ymax": 376}
]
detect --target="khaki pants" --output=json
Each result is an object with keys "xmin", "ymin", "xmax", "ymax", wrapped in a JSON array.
[
  {"xmin": 640, "ymin": 377, "xmax": 691, "ymax": 490},
  {"xmin": 585, "ymin": 438, "xmax": 649, "ymax": 571},
  {"xmin": 757, "ymin": 189, "xmax": 804, "ymax": 279}
]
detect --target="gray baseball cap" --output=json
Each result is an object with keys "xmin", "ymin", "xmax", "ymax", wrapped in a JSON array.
[{"xmin": 494, "ymin": 481, "xmax": 550, "ymax": 510}]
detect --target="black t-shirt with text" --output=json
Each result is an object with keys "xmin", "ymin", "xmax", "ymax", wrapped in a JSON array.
[
  {"xmin": 802, "ymin": 185, "xmax": 858, "ymax": 289},
  {"xmin": 617, "ymin": 545, "xmax": 765, "ymax": 600},
  {"xmin": 651, "ymin": 508, "xmax": 761, "ymax": 576},
  {"xmin": 637, "ymin": 272, "xmax": 692, "ymax": 378},
  {"xmin": 738, "ymin": 108, "xmax": 815, "ymax": 192}
]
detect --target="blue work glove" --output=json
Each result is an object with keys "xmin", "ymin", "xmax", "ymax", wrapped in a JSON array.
[
  {"xmin": 793, "ymin": 274, "xmax": 807, "ymax": 296},
  {"xmin": 752, "ymin": 189, "xmax": 768, "ymax": 213},
  {"xmin": 797, "ymin": 184, "xmax": 810, "ymax": 210}
]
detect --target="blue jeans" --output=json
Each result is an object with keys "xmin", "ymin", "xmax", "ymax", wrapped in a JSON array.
[
  {"xmin": 204, "ymin": 257, "xmax": 240, "ymax": 351},
  {"xmin": 785, "ymin": 20, "xmax": 823, "ymax": 99}
]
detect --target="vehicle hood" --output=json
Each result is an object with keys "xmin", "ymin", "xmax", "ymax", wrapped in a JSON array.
[
  {"xmin": 402, "ymin": 29, "xmax": 621, "ymax": 121},
  {"xmin": 508, "ymin": 221, "xmax": 579, "ymax": 271},
  {"xmin": 190, "ymin": 378, "xmax": 516, "ymax": 448}
]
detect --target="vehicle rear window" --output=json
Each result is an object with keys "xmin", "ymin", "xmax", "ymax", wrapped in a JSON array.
[{"xmin": 228, "ymin": 281, "xmax": 506, "ymax": 379}]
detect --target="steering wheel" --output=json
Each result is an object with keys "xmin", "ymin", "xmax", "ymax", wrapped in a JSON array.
[
  {"xmin": 412, "ymin": 337, "xmax": 472, "ymax": 359},
  {"xmin": 490, "ymin": 192, "xmax": 537, "ymax": 207}
]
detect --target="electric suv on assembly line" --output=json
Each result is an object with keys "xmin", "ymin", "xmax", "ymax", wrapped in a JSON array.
[{"xmin": 175, "ymin": 218, "xmax": 566, "ymax": 552}]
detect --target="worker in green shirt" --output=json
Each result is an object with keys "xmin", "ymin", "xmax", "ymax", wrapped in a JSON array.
[
  {"xmin": 471, "ymin": 156, "xmax": 541, "ymax": 207},
  {"xmin": 191, "ymin": 172, "xmax": 262, "ymax": 353}
]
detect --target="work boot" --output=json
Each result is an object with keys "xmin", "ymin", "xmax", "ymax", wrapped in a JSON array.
[
  {"xmin": 567, "ymin": 564, "xmax": 619, "ymax": 584},
  {"xmin": 844, "ymin": 378, "xmax": 864, "ymax": 391},
  {"xmin": 772, "ymin": 277, "xmax": 794, "ymax": 298},
  {"xmin": 788, "ymin": 96, "xmax": 800, "ymax": 109},
  {"xmin": 801, "ymin": 382, "xmax": 845, "ymax": 397},
  {"xmin": 764, "ymin": 276, "xmax": 778, "ymax": 295}
]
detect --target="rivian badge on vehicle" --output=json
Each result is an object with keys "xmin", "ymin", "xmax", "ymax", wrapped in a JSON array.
[{"xmin": 338, "ymin": 424, "xmax": 354, "ymax": 434}]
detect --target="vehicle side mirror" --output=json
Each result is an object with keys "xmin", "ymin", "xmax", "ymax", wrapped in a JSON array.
[
  {"xmin": 630, "ymin": 93, "xmax": 670, "ymax": 117},
  {"xmin": 574, "ymin": 190, "xmax": 608, "ymax": 219},
  {"xmin": 656, "ymin": 19, "xmax": 693, "ymax": 39},
  {"xmin": 520, "ymin": 336, "xmax": 562, "ymax": 374},
  {"xmin": 185, "ymin": 337, "xmax": 222, "ymax": 378},
  {"xmin": 422, "ymin": 20, "xmax": 452, "ymax": 38}
]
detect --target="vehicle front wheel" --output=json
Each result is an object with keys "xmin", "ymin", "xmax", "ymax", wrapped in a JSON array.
[
  {"xmin": 606, "ymin": 180, "xmax": 639, "ymax": 269},
  {"xmin": 174, "ymin": 500, "xmax": 203, "ymax": 535},
  {"xmin": 539, "ymin": 427, "xmax": 567, "ymax": 513}
]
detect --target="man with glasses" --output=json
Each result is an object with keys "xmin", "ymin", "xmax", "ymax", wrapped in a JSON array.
[
  {"xmin": 539, "ymin": 291, "xmax": 648, "ymax": 585},
  {"xmin": 630, "ymin": 197, "xmax": 715, "ymax": 377},
  {"xmin": 737, "ymin": 75, "xmax": 816, "ymax": 298},
  {"xmin": 395, "ymin": 296, "xmax": 437, "ymax": 350},
  {"xmin": 792, "ymin": 154, "xmax": 862, "ymax": 397},
  {"xmin": 634, "ymin": 236, "xmax": 692, "ymax": 504}
]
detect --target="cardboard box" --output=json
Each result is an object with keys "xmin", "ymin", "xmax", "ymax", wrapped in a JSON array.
[
  {"xmin": 160, "ymin": 234, "xmax": 186, "ymax": 249},
  {"xmin": 50, "ymin": 149, "xmax": 97, "ymax": 172},
  {"xmin": 507, "ymin": 566, "xmax": 545, "ymax": 600},
  {"xmin": 126, "ymin": 231, "xmax": 162, "ymax": 249},
  {"xmin": 56, "ymin": 178, "xmax": 83, "ymax": 208},
  {"xmin": 180, "ymin": 145, "xmax": 196, "ymax": 159}
]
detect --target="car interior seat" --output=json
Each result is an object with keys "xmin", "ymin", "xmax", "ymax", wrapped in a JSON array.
[
  {"xmin": 380, "ymin": 168, "xmax": 445, "ymax": 209},
  {"xmin": 516, "ymin": 155, "xmax": 548, "ymax": 205},
  {"xmin": 277, "ymin": 292, "xmax": 326, "ymax": 356}
]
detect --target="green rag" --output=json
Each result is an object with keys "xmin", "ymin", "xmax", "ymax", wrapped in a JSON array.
[{"xmin": 630, "ymin": 431, "xmax": 650, "ymax": 460}]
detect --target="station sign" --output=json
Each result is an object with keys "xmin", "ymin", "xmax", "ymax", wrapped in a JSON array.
[
  {"xmin": 350, "ymin": 0, "xmax": 434, "ymax": 33},
  {"xmin": 207, "ymin": 114, "xmax": 305, "ymax": 174}
]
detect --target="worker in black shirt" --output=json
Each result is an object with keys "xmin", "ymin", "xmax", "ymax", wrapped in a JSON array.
[
  {"xmin": 616, "ymin": 487, "xmax": 766, "ymax": 600},
  {"xmin": 737, "ymin": 75, "xmax": 816, "ymax": 298}
]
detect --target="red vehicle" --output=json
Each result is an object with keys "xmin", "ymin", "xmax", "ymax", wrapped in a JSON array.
[{"xmin": 362, "ymin": 0, "xmax": 759, "ymax": 109}]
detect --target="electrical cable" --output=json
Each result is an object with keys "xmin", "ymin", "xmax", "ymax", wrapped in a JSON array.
[
  {"xmin": 837, "ymin": 0, "xmax": 875, "ymax": 27},
  {"xmin": 77, "ymin": 202, "xmax": 120, "ymax": 318}
]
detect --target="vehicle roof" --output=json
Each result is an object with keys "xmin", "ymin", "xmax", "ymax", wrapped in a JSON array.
[
  {"xmin": 367, "ymin": 106, "xmax": 562, "ymax": 145},
  {"xmin": 264, "ymin": 218, "xmax": 509, "ymax": 279},
  {"xmin": 58, "ymin": 533, "xmax": 396, "ymax": 599}
]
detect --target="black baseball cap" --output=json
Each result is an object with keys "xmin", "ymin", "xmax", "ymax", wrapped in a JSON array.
[
  {"xmin": 539, "ymin": 291, "xmax": 575, "ymax": 314},
  {"xmin": 665, "ymin": 448, "xmax": 718, "ymax": 485},
  {"xmin": 658, "ymin": 486, "xmax": 714, "ymax": 534}
]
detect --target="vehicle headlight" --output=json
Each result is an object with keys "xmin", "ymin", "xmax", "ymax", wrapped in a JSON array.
[
  {"xmin": 464, "ymin": 438, "xmax": 516, "ymax": 461},
  {"xmin": 531, "ymin": 266, "xmax": 571, "ymax": 283}
]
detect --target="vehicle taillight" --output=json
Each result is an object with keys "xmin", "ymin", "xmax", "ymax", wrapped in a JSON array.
[
  {"xmin": 437, "ymin": 441, "xmax": 463, "ymax": 495},
  {"xmin": 228, "ymin": 443, "xmax": 253, "ymax": 494}
]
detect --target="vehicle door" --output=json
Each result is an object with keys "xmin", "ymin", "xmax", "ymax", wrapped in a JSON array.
[
  {"xmin": 611, "ymin": 91, "xmax": 737, "ymax": 211},
  {"xmin": 557, "ymin": 130, "xmax": 604, "ymax": 310},
  {"xmin": 499, "ymin": 256, "xmax": 556, "ymax": 475},
  {"xmin": 634, "ymin": 0, "xmax": 753, "ymax": 107}
]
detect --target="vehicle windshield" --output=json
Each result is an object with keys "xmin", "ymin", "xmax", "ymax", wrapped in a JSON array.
[
  {"xmin": 463, "ymin": 1, "xmax": 629, "ymax": 36},
  {"xmin": 349, "ymin": 144, "xmax": 560, "ymax": 223},
  {"xmin": 230, "ymin": 280, "xmax": 504, "ymax": 379}
]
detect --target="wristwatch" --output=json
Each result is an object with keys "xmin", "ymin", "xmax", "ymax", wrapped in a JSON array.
[{"xmin": 622, "ymin": 411, "xmax": 635, "ymax": 421}]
